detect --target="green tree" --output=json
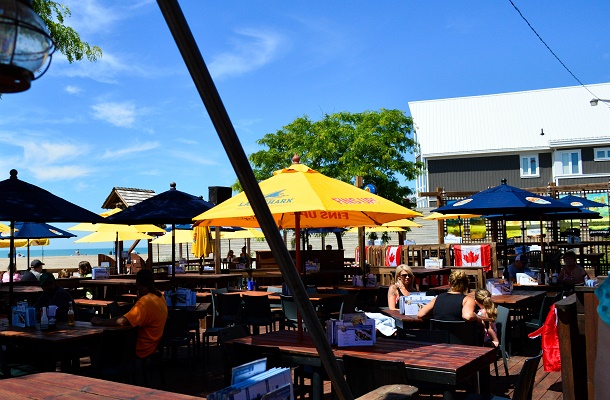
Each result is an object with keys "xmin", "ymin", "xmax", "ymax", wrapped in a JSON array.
[
  {"xmin": 34, "ymin": 0, "xmax": 102, "ymax": 63},
  {"xmin": 243, "ymin": 109, "xmax": 424, "ymax": 208}
]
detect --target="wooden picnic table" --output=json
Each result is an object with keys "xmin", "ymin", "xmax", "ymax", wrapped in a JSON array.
[
  {"xmin": 0, "ymin": 371, "xmax": 201, "ymax": 399},
  {"xmin": 229, "ymin": 330, "xmax": 496, "ymax": 399},
  {"xmin": 0, "ymin": 319, "xmax": 125, "ymax": 372}
]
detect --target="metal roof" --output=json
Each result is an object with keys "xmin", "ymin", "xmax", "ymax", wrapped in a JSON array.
[
  {"xmin": 409, "ymin": 83, "xmax": 610, "ymax": 159},
  {"xmin": 101, "ymin": 187, "xmax": 156, "ymax": 209}
]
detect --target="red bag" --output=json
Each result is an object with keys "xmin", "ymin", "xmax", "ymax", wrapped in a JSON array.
[{"xmin": 528, "ymin": 304, "xmax": 561, "ymax": 372}]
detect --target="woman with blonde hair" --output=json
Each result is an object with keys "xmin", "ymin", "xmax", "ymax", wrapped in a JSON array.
[
  {"xmin": 417, "ymin": 269, "xmax": 477, "ymax": 321},
  {"xmin": 387, "ymin": 265, "xmax": 415, "ymax": 310},
  {"xmin": 475, "ymin": 288, "xmax": 499, "ymax": 347}
]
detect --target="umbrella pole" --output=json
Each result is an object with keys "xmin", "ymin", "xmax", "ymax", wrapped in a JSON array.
[
  {"xmin": 156, "ymin": 2, "xmax": 352, "ymax": 398},
  {"xmin": 27, "ymin": 241, "xmax": 30, "ymax": 269},
  {"xmin": 295, "ymin": 212, "xmax": 303, "ymax": 341},
  {"xmin": 172, "ymin": 224, "xmax": 176, "ymax": 291},
  {"xmin": 8, "ymin": 221, "xmax": 15, "ymax": 325}
]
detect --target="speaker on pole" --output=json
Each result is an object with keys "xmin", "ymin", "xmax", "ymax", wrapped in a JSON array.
[{"xmin": 208, "ymin": 186, "xmax": 232, "ymax": 205}]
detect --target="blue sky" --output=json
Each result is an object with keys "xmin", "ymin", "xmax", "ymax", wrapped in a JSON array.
[{"xmin": 2, "ymin": 0, "xmax": 610, "ymax": 249}]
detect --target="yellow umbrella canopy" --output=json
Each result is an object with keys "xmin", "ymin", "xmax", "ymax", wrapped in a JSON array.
[
  {"xmin": 99, "ymin": 207, "xmax": 123, "ymax": 217},
  {"xmin": 422, "ymin": 212, "xmax": 481, "ymax": 220},
  {"xmin": 192, "ymin": 225, "xmax": 212, "ymax": 258},
  {"xmin": 194, "ymin": 163, "xmax": 421, "ymax": 228},
  {"xmin": 382, "ymin": 219, "xmax": 422, "ymax": 228},
  {"xmin": 69, "ymin": 222, "xmax": 164, "ymax": 233},
  {"xmin": 151, "ymin": 229, "xmax": 194, "ymax": 245},
  {"xmin": 0, "ymin": 222, "xmax": 9, "ymax": 232},
  {"xmin": 0, "ymin": 238, "xmax": 50, "ymax": 248},
  {"xmin": 74, "ymin": 231, "xmax": 154, "ymax": 243},
  {"xmin": 211, "ymin": 228, "xmax": 266, "ymax": 240},
  {"xmin": 347, "ymin": 226, "xmax": 405, "ymax": 234}
]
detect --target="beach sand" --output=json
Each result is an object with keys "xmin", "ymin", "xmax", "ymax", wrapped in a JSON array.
[{"xmin": 9, "ymin": 254, "xmax": 147, "ymax": 273}]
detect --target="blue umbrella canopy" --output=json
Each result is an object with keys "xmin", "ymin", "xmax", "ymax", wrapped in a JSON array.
[
  {"xmin": 434, "ymin": 180, "xmax": 576, "ymax": 218},
  {"xmin": 558, "ymin": 194, "xmax": 608, "ymax": 209},
  {"xmin": 0, "ymin": 170, "xmax": 104, "ymax": 223},
  {"xmin": 9, "ymin": 222, "xmax": 76, "ymax": 239},
  {"xmin": 483, "ymin": 209, "xmax": 601, "ymax": 221}
]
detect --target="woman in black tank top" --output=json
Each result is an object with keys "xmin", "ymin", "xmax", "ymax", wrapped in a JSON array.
[{"xmin": 417, "ymin": 269, "xmax": 477, "ymax": 322}]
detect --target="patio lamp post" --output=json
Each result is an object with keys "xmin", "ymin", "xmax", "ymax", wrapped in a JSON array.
[
  {"xmin": 0, "ymin": 0, "xmax": 55, "ymax": 93},
  {"xmin": 590, "ymin": 98, "xmax": 610, "ymax": 107}
]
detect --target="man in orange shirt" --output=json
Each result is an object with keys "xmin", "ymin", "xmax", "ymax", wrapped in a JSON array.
[{"xmin": 91, "ymin": 269, "xmax": 168, "ymax": 358}]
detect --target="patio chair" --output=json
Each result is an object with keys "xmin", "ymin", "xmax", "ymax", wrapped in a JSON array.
[
  {"xmin": 242, "ymin": 294, "xmax": 277, "ymax": 334},
  {"xmin": 160, "ymin": 309, "xmax": 194, "ymax": 370},
  {"xmin": 202, "ymin": 288, "xmax": 228, "ymax": 361},
  {"xmin": 342, "ymin": 354, "xmax": 409, "ymax": 398},
  {"xmin": 464, "ymin": 351, "xmax": 542, "ymax": 400},
  {"xmin": 280, "ymin": 295, "xmax": 300, "ymax": 330},
  {"xmin": 430, "ymin": 319, "xmax": 482, "ymax": 346},
  {"xmin": 87, "ymin": 326, "xmax": 138, "ymax": 383},
  {"xmin": 525, "ymin": 292, "xmax": 561, "ymax": 332},
  {"xmin": 494, "ymin": 305, "xmax": 510, "ymax": 377},
  {"xmin": 216, "ymin": 293, "xmax": 244, "ymax": 327}
]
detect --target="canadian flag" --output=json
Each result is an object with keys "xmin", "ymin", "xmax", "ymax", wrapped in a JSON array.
[
  {"xmin": 454, "ymin": 244, "xmax": 492, "ymax": 272},
  {"xmin": 355, "ymin": 246, "xmax": 369, "ymax": 263},
  {"xmin": 385, "ymin": 246, "xmax": 402, "ymax": 266}
]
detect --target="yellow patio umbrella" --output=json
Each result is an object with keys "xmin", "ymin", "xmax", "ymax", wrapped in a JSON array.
[
  {"xmin": 99, "ymin": 207, "xmax": 123, "ymax": 217},
  {"xmin": 382, "ymin": 219, "xmax": 422, "ymax": 228},
  {"xmin": 422, "ymin": 212, "xmax": 481, "ymax": 220},
  {"xmin": 0, "ymin": 238, "xmax": 50, "ymax": 247},
  {"xmin": 211, "ymin": 228, "xmax": 266, "ymax": 239},
  {"xmin": 194, "ymin": 163, "xmax": 421, "ymax": 228},
  {"xmin": 151, "ymin": 229, "xmax": 194, "ymax": 244},
  {"xmin": 192, "ymin": 225, "xmax": 212, "ymax": 258},
  {"xmin": 74, "ymin": 231, "xmax": 154, "ymax": 243},
  {"xmin": 346, "ymin": 226, "xmax": 406, "ymax": 234},
  {"xmin": 0, "ymin": 222, "xmax": 9, "ymax": 232}
]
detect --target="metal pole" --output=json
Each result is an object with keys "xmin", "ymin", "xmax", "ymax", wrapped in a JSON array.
[{"xmin": 155, "ymin": 2, "xmax": 353, "ymax": 398}]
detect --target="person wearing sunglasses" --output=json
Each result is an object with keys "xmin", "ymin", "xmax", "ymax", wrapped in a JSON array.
[{"xmin": 388, "ymin": 264, "xmax": 415, "ymax": 310}]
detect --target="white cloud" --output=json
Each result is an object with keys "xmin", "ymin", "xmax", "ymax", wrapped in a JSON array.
[
  {"xmin": 65, "ymin": 85, "xmax": 82, "ymax": 94},
  {"xmin": 101, "ymin": 141, "xmax": 159, "ymax": 159},
  {"xmin": 209, "ymin": 28, "xmax": 286, "ymax": 79},
  {"xmin": 167, "ymin": 150, "xmax": 219, "ymax": 166},
  {"xmin": 54, "ymin": 52, "xmax": 152, "ymax": 84},
  {"xmin": 22, "ymin": 141, "xmax": 85, "ymax": 164},
  {"xmin": 91, "ymin": 101, "xmax": 138, "ymax": 127},
  {"xmin": 30, "ymin": 165, "xmax": 95, "ymax": 181}
]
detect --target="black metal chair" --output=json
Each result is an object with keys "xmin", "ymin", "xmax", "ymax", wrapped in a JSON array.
[
  {"xmin": 202, "ymin": 288, "xmax": 228, "ymax": 361},
  {"xmin": 342, "ymin": 354, "xmax": 409, "ymax": 398},
  {"xmin": 87, "ymin": 326, "xmax": 138, "ymax": 383},
  {"xmin": 242, "ymin": 294, "xmax": 277, "ymax": 334},
  {"xmin": 494, "ymin": 305, "xmax": 510, "ymax": 377},
  {"xmin": 429, "ymin": 319, "xmax": 482, "ymax": 346},
  {"xmin": 525, "ymin": 292, "xmax": 561, "ymax": 331},
  {"xmin": 464, "ymin": 351, "xmax": 543, "ymax": 400},
  {"xmin": 280, "ymin": 295, "xmax": 300, "ymax": 330},
  {"xmin": 216, "ymin": 293, "xmax": 244, "ymax": 327},
  {"xmin": 160, "ymin": 309, "xmax": 193, "ymax": 370},
  {"xmin": 217, "ymin": 325, "xmax": 250, "ymax": 386}
]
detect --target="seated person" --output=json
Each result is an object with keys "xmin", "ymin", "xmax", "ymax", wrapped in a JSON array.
[
  {"xmin": 34, "ymin": 273, "xmax": 75, "ymax": 322},
  {"xmin": 474, "ymin": 288, "xmax": 499, "ymax": 347},
  {"xmin": 21, "ymin": 259, "xmax": 44, "ymax": 282},
  {"xmin": 78, "ymin": 260, "xmax": 92, "ymax": 277},
  {"xmin": 91, "ymin": 269, "xmax": 168, "ymax": 359},
  {"xmin": 506, "ymin": 254, "xmax": 533, "ymax": 283},
  {"xmin": 417, "ymin": 269, "xmax": 478, "ymax": 321},
  {"xmin": 57, "ymin": 269, "xmax": 71, "ymax": 279},
  {"xmin": 1, "ymin": 264, "xmax": 21, "ymax": 283},
  {"xmin": 558, "ymin": 251, "xmax": 589, "ymax": 286},
  {"xmin": 225, "ymin": 250, "xmax": 235, "ymax": 266},
  {"xmin": 387, "ymin": 264, "xmax": 415, "ymax": 311},
  {"xmin": 238, "ymin": 246, "xmax": 252, "ymax": 267}
]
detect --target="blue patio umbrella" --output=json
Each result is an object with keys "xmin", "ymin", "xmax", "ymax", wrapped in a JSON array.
[
  {"xmin": 8, "ymin": 222, "xmax": 76, "ymax": 268},
  {"xmin": 434, "ymin": 180, "xmax": 576, "ymax": 270},
  {"xmin": 0, "ymin": 169, "xmax": 103, "ymax": 321},
  {"xmin": 108, "ymin": 182, "xmax": 214, "ymax": 285},
  {"xmin": 557, "ymin": 194, "xmax": 608, "ymax": 209}
]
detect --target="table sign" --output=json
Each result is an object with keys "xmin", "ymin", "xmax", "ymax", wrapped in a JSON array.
[
  {"xmin": 486, "ymin": 278, "xmax": 512, "ymax": 295},
  {"xmin": 399, "ymin": 294, "xmax": 434, "ymax": 315},
  {"xmin": 164, "ymin": 288, "xmax": 197, "ymax": 307},
  {"xmin": 11, "ymin": 301, "xmax": 36, "ymax": 327},
  {"xmin": 91, "ymin": 267, "xmax": 109, "ymax": 280},
  {"xmin": 424, "ymin": 257, "xmax": 443, "ymax": 269},
  {"xmin": 517, "ymin": 272, "xmax": 538, "ymax": 286},
  {"xmin": 326, "ymin": 313, "xmax": 376, "ymax": 347}
]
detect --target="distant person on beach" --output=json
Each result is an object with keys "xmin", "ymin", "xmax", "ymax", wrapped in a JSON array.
[
  {"xmin": 2, "ymin": 265, "xmax": 21, "ymax": 283},
  {"xmin": 91, "ymin": 269, "xmax": 168, "ymax": 359},
  {"xmin": 78, "ymin": 261, "xmax": 93, "ymax": 278},
  {"xmin": 21, "ymin": 259, "xmax": 44, "ymax": 281},
  {"xmin": 75, "ymin": 249, "xmax": 80, "ymax": 256},
  {"xmin": 34, "ymin": 273, "xmax": 74, "ymax": 322}
]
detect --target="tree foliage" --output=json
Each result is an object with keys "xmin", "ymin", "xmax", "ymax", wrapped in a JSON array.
[
  {"xmin": 33, "ymin": 0, "xmax": 102, "ymax": 63},
  {"xmin": 242, "ymin": 109, "xmax": 424, "ymax": 208}
]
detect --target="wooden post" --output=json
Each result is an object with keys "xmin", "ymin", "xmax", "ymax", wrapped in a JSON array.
[
  {"xmin": 355, "ymin": 176, "xmax": 366, "ymax": 273},
  {"xmin": 437, "ymin": 187, "xmax": 445, "ymax": 244}
]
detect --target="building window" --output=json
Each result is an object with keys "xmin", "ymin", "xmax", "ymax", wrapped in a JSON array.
[
  {"xmin": 556, "ymin": 150, "xmax": 582, "ymax": 175},
  {"xmin": 520, "ymin": 154, "xmax": 539, "ymax": 177},
  {"xmin": 594, "ymin": 147, "xmax": 610, "ymax": 161}
]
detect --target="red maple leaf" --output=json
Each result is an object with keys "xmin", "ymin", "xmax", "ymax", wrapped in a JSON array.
[
  {"xmin": 463, "ymin": 251, "xmax": 479, "ymax": 265},
  {"xmin": 388, "ymin": 252, "xmax": 395, "ymax": 263}
]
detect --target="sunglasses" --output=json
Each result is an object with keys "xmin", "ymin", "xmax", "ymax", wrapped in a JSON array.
[{"xmin": 398, "ymin": 274, "xmax": 410, "ymax": 279}]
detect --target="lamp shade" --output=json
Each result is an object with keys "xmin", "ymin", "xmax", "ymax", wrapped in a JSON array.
[{"xmin": 0, "ymin": 0, "xmax": 54, "ymax": 92}]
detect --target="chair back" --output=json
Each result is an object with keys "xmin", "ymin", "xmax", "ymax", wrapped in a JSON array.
[
  {"xmin": 430, "ymin": 319, "xmax": 481, "ymax": 346},
  {"xmin": 398, "ymin": 328, "xmax": 450, "ymax": 343},
  {"xmin": 339, "ymin": 294, "xmax": 358, "ymax": 319},
  {"xmin": 512, "ymin": 352, "xmax": 543, "ymax": 400},
  {"xmin": 162, "ymin": 309, "xmax": 190, "ymax": 344},
  {"xmin": 343, "ymin": 354, "xmax": 408, "ymax": 398},
  {"xmin": 216, "ymin": 293, "xmax": 244, "ymax": 326},
  {"xmin": 306, "ymin": 285, "xmax": 318, "ymax": 294},
  {"xmin": 211, "ymin": 288, "xmax": 229, "ymax": 327},
  {"xmin": 267, "ymin": 286, "xmax": 283, "ymax": 308},
  {"xmin": 93, "ymin": 326, "xmax": 138, "ymax": 378},
  {"xmin": 242, "ymin": 294, "xmax": 273, "ymax": 325},
  {"xmin": 496, "ymin": 305, "xmax": 510, "ymax": 354},
  {"xmin": 280, "ymin": 295, "xmax": 299, "ymax": 329},
  {"xmin": 538, "ymin": 293, "xmax": 561, "ymax": 323},
  {"xmin": 376, "ymin": 286, "xmax": 390, "ymax": 309}
]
